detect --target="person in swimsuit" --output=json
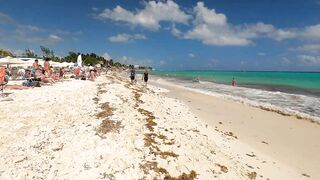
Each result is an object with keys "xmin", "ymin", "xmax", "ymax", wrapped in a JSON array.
[
  {"xmin": 44, "ymin": 58, "xmax": 50, "ymax": 75},
  {"xmin": 130, "ymin": 67, "xmax": 136, "ymax": 83},
  {"xmin": 59, "ymin": 67, "xmax": 65, "ymax": 78},
  {"xmin": 142, "ymin": 68, "xmax": 149, "ymax": 85},
  {"xmin": 231, "ymin": 77, "xmax": 237, "ymax": 86},
  {"xmin": 32, "ymin": 59, "xmax": 39, "ymax": 75}
]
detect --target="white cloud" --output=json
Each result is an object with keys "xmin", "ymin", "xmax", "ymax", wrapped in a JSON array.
[
  {"xmin": 281, "ymin": 57, "xmax": 291, "ymax": 64},
  {"xmin": 302, "ymin": 24, "xmax": 320, "ymax": 40},
  {"xmin": 257, "ymin": 52, "xmax": 266, "ymax": 56},
  {"xmin": 297, "ymin": 55, "xmax": 320, "ymax": 65},
  {"xmin": 183, "ymin": 2, "xmax": 300, "ymax": 46},
  {"xmin": 184, "ymin": 2, "xmax": 251, "ymax": 46},
  {"xmin": 48, "ymin": 34, "xmax": 62, "ymax": 43},
  {"xmin": 108, "ymin": 33, "xmax": 147, "ymax": 43},
  {"xmin": 19, "ymin": 34, "xmax": 63, "ymax": 45},
  {"xmin": 97, "ymin": 0, "xmax": 190, "ymax": 30},
  {"xmin": 102, "ymin": 52, "xmax": 112, "ymax": 60},
  {"xmin": 170, "ymin": 24, "xmax": 183, "ymax": 37},
  {"xmin": 92, "ymin": 7, "xmax": 99, "ymax": 12},
  {"xmin": 188, "ymin": 53, "xmax": 195, "ymax": 58},
  {"xmin": 159, "ymin": 60, "xmax": 166, "ymax": 65},
  {"xmin": 0, "ymin": 12, "xmax": 78, "ymax": 46},
  {"xmin": 109, "ymin": 34, "xmax": 130, "ymax": 43},
  {"xmin": 96, "ymin": 2, "xmax": 320, "ymax": 46},
  {"xmin": 0, "ymin": 12, "xmax": 15, "ymax": 25},
  {"xmin": 268, "ymin": 29, "xmax": 297, "ymax": 41},
  {"xmin": 22, "ymin": 25, "xmax": 42, "ymax": 32},
  {"xmin": 116, "ymin": 55, "xmax": 152, "ymax": 66},
  {"xmin": 290, "ymin": 44, "xmax": 320, "ymax": 53}
]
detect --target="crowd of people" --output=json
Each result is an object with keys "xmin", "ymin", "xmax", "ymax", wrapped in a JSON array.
[
  {"xmin": 1, "ymin": 60, "xmax": 151, "ymax": 96},
  {"xmin": 0, "ymin": 58, "xmax": 101, "ymax": 92}
]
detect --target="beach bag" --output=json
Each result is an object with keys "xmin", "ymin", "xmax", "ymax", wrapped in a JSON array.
[
  {"xmin": 22, "ymin": 81, "xmax": 33, "ymax": 87},
  {"xmin": 32, "ymin": 81, "xmax": 41, "ymax": 87}
]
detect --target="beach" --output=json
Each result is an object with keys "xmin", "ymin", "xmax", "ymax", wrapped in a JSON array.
[
  {"xmin": 0, "ymin": 72, "xmax": 319, "ymax": 179},
  {"xmin": 150, "ymin": 77, "xmax": 320, "ymax": 179}
]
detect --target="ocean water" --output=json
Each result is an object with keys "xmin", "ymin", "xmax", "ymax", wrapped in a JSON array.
[{"xmin": 151, "ymin": 71, "xmax": 320, "ymax": 122}]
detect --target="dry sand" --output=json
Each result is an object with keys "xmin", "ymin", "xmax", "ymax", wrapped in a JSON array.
[{"xmin": 0, "ymin": 73, "xmax": 313, "ymax": 179}]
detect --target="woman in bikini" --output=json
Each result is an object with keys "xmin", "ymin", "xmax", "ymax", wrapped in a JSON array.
[
  {"xmin": 142, "ymin": 68, "xmax": 149, "ymax": 85},
  {"xmin": 32, "ymin": 59, "xmax": 39, "ymax": 75}
]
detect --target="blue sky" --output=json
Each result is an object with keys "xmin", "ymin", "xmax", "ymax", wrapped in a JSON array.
[{"xmin": 0, "ymin": 0, "xmax": 320, "ymax": 71}]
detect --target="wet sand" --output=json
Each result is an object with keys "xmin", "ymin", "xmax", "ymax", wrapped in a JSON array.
[{"xmin": 151, "ymin": 78, "xmax": 320, "ymax": 180}]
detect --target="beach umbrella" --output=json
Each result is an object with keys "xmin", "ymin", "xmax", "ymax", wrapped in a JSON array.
[
  {"xmin": 0, "ymin": 56, "xmax": 25, "ymax": 65},
  {"xmin": 77, "ymin": 54, "xmax": 82, "ymax": 67}
]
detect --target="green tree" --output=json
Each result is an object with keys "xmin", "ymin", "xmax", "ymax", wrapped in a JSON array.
[
  {"xmin": 40, "ymin": 46, "xmax": 54, "ymax": 58},
  {"xmin": 62, "ymin": 52, "xmax": 78, "ymax": 63},
  {"xmin": 0, "ymin": 49, "xmax": 13, "ymax": 57},
  {"xmin": 25, "ymin": 48, "xmax": 37, "ymax": 58}
]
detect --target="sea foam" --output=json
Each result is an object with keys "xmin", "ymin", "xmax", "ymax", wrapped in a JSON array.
[{"xmin": 157, "ymin": 77, "xmax": 320, "ymax": 124}]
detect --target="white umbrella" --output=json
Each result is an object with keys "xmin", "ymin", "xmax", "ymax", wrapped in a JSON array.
[
  {"xmin": 13, "ymin": 58, "xmax": 44, "ymax": 68},
  {"xmin": 0, "ymin": 56, "xmax": 25, "ymax": 65},
  {"xmin": 77, "ymin": 54, "xmax": 82, "ymax": 67}
]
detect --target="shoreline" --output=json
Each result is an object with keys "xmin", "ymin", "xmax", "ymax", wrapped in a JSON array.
[
  {"xmin": 0, "ymin": 72, "xmax": 317, "ymax": 179},
  {"xmin": 150, "ymin": 77, "xmax": 320, "ymax": 179},
  {"xmin": 150, "ymin": 74, "xmax": 320, "ymax": 98},
  {"xmin": 149, "ymin": 74, "xmax": 320, "ymax": 124}
]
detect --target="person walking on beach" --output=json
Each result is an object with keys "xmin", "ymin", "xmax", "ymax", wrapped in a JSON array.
[
  {"xmin": 130, "ymin": 67, "xmax": 136, "ymax": 83},
  {"xmin": 231, "ymin": 77, "xmax": 237, "ymax": 86},
  {"xmin": 142, "ymin": 68, "xmax": 149, "ymax": 85}
]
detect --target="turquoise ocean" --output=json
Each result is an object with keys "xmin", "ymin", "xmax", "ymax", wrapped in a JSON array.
[{"xmin": 151, "ymin": 71, "xmax": 320, "ymax": 121}]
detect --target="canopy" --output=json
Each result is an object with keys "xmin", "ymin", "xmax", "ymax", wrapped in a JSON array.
[
  {"xmin": 10, "ymin": 58, "xmax": 44, "ymax": 68},
  {"xmin": 77, "ymin": 54, "xmax": 82, "ymax": 67},
  {"xmin": 52, "ymin": 62, "xmax": 75, "ymax": 68},
  {"xmin": 0, "ymin": 56, "xmax": 25, "ymax": 65}
]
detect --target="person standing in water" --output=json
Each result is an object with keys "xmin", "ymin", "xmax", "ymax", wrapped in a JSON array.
[
  {"xmin": 142, "ymin": 68, "xmax": 149, "ymax": 85},
  {"xmin": 231, "ymin": 77, "xmax": 237, "ymax": 86},
  {"xmin": 130, "ymin": 67, "xmax": 136, "ymax": 83}
]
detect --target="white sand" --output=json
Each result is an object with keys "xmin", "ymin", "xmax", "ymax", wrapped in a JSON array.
[{"xmin": 0, "ymin": 73, "xmax": 307, "ymax": 179}]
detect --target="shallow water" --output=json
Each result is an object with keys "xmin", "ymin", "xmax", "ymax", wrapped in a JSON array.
[
  {"xmin": 152, "ymin": 74, "xmax": 320, "ymax": 122},
  {"xmin": 152, "ymin": 71, "xmax": 320, "ymax": 97}
]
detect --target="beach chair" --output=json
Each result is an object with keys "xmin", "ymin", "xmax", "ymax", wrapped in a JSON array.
[{"xmin": 0, "ymin": 67, "xmax": 8, "ymax": 96}]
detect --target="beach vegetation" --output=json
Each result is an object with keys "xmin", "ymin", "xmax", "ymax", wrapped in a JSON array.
[
  {"xmin": 40, "ymin": 46, "xmax": 54, "ymax": 58},
  {"xmin": 25, "ymin": 48, "xmax": 37, "ymax": 58},
  {"xmin": 0, "ymin": 49, "xmax": 13, "ymax": 57}
]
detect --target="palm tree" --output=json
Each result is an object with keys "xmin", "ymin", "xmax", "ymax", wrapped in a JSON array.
[{"xmin": 0, "ymin": 49, "xmax": 13, "ymax": 57}]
